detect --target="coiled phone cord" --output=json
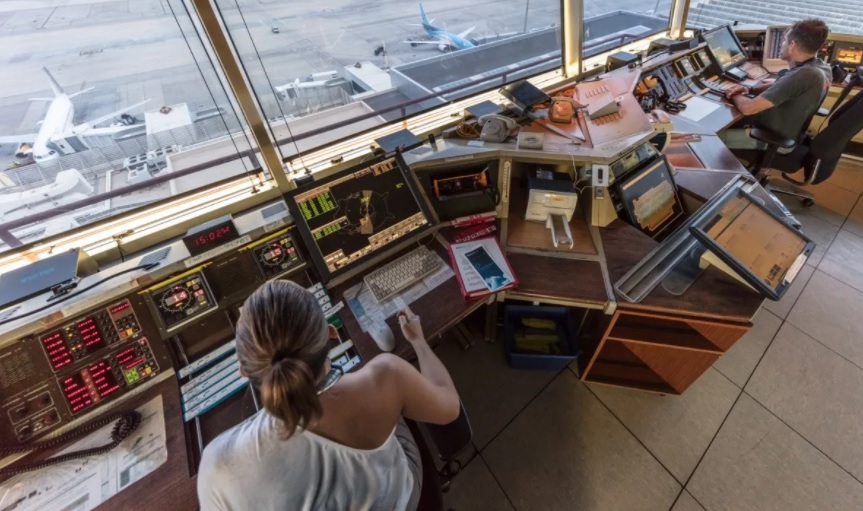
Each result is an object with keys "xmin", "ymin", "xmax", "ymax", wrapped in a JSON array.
[{"xmin": 0, "ymin": 410, "xmax": 141, "ymax": 478}]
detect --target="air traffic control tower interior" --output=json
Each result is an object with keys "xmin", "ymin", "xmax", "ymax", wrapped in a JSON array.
[{"xmin": 2, "ymin": 1, "xmax": 863, "ymax": 509}]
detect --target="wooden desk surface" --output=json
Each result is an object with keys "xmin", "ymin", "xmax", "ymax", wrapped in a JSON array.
[{"xmin": 506, "ymin": 253, "xmax": 608, "ymax": 307}]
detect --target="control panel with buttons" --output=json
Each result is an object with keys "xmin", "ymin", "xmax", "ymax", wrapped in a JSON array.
[{"xmin": 0, "ymin": 295, "xmax": 169, "ymax": 443}]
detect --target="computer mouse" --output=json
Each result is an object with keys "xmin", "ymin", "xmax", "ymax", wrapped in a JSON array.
[{"xmin": 369, "ymin": 322, "xmax": 396, "ymax": 352}]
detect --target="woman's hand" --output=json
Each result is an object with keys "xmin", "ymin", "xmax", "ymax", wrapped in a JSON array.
[{"xmin": 398, "ymin": 306, "xmax": 425, "ymax": 345}]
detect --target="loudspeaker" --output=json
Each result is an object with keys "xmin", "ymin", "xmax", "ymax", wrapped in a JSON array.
[
  {"xmin": 606, "ymin": 51, "xmax": 639, "ymax": 71},
  {"xmin": 0, "ymin": 248, "xmax": 98, "ymax": 309},
  {"xmin": 648, "ymin": 38, "xmax": 697, "ymax": 55}
]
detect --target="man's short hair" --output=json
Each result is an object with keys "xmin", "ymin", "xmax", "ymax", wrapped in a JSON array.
[{"xmin": 788, "ymin": 19, "xmax": 830, "ymax": 54}]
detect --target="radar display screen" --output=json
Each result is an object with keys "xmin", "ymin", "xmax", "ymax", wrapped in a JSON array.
[
  {"xmin": 703, "ymin": 25, "xmax": 748, "ymax": 72},
  {"xmin": 285, "ymin": 154, "xmax": 435, "ymax": 282}
]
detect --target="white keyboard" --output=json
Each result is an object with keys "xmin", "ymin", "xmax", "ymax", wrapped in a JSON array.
[{"xmin": 364, "ymin": 245, "xmax": 441, "ymax": 302}]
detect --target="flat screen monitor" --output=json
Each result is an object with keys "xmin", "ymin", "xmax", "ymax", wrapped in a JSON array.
[
  {"xmin": 690, "ymin": 188, "xmax": 815, "ymax": 300},
  {"xmin": 703, "ymin": 24, "xmax": 748, "ymax": 72},
  {"xmin": 284, "ymin": 154, "xmax": 435, "ymax": 283},
  {"xmin": 615, "ymin": 156, "xmax": 684, "ymax": 239}
]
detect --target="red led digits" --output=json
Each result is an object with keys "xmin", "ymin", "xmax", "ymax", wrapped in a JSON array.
[
  {"xmin": 109, "ymin": 301, "xmax": 131, "ymax": 315},
  {"xmin": 41, "ymin": 331, "xmax": 72, "ymax": 370},
  {"xmin": 61, "ymin": 373, "xmax": 94, "ymax": 413},
  {"xmin": 76, "ymin": 318, "xmax": 105, "ymax": 350},
  {"xmin": 87, "ymin": 361, "xmax": 120, "ymax": 398}
]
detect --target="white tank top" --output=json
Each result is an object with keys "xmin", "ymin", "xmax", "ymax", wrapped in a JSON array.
[{"xmin": 197, "ymin": 410, "xmax": 415, "ymax": 511}]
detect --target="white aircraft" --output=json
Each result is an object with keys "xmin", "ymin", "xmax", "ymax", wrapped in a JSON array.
[{"xmin": 0, "ymin": 67, "xmax": 149, "ymax": 163}]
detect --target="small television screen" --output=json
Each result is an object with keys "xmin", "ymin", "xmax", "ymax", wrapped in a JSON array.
[{"xmin": 616, "ymin": 156, "xmax": 684, "ymax": 239}]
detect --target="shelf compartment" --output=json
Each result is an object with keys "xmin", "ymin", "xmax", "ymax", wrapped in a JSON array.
[{"xmin": 607, "ymin": 312, "xmax": 747, "ymax": 353}]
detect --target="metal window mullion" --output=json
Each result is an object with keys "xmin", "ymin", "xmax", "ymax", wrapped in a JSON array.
[
  {"xmin": 669, "ymin": 0, "xmax": 691, "ymax": 40},
  {"xmin": 561, "ymin": 0, "xmax": 584, "ymax": 76},
  {"xmin": 187, "ymin": 0, "xmax": 292, "ymax": 191}
]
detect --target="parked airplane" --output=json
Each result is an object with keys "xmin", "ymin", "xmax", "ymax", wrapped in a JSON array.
[
  {"xmin": 0, "ymin": 67, "xmax": 149, "ymax": 163},
  {"xmin": 403, "ymin": 3, "xmax": 476, "ymax": 53}
]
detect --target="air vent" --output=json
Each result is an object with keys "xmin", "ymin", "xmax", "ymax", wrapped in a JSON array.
[
  {"xmin": 140, "ymin": 247, "xmax": 172, "ymax": 267},
  {"xmin": 261, "ymin": 202, "xmax": 287, "ymax": 220}
]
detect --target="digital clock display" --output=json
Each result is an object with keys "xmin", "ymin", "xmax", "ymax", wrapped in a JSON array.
[{"xmin": 182, "ymin": 220, "xmax": 240, "ymax": 256}]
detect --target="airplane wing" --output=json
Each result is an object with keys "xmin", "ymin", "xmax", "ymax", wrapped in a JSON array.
[
  {"xmin": 0, "ymin": 134, "xmax": 38, "ymax": 144},
  {"xmin": 72, "ymin": 99, "xmax": 150, "ymax": 133},
  {"xmin": 458, "ymin": 26, "xmax": 476, "ymax": 38},
  {"xmin": 70, "ymin": 125, "xmax": 142, "ymax": 138},
  {"xmin": 402, "ymin": 38, "xmax": 446, "ymax": 45}
]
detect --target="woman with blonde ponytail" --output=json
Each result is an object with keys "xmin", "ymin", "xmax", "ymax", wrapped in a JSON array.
[{"xmin": 197, "ymin": 280, "xmax": 460, "ymax": 510}]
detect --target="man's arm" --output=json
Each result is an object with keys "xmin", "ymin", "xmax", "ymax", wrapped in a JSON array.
[{"xmin": 729, "ymin": 93, "xmax": 775, "ymax": 116}]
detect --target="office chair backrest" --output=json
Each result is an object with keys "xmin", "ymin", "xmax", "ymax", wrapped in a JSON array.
[{"xmin": 803, "ymin": 91, "xmax": 863, "ymax": 184}]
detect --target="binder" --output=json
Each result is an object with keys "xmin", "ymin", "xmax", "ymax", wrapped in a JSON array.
[{"xmin": 447, "ymin": 237, "xmax": 518, "ymax": 299}]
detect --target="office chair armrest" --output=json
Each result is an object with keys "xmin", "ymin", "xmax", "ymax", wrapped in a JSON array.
[
  {"xmin": 749, "ymin": 127, "xmax": 796, "ymax": 149},
  {"xmin": 815, "ymin": 107, "xmax": 830, "ymax": 117},
  {"xmin": 423, "ymin": 402, "xmax": 473, "ymax": 463}
]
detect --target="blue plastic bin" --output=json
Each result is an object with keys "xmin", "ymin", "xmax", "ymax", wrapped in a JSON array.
[{"xmin": 503, "ymin": 305, "xmax": 580, "ymax": 370}]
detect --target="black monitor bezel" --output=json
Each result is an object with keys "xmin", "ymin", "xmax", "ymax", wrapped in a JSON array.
[
  {"xmin": 284, "ymin": 153, "xmax": 436, "ymax": 284},
  {"xmin": 702, "ymin": 24, "xmax": 748, "ymax": 72}
]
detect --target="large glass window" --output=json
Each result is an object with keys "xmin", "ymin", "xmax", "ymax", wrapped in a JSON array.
[
  {"xmin": 0, "ymin": 0, "xmax": 259, "ymax": 254},
  {"xmin": 214, "ymin": 0, "xmax": 562, "ymax": 162},
  {"xmin": 687, "ymin": 1, "xmax": 863, "ymax": 35},
  {"xmin": 582, "ymin": 0, "xmax": 674, "ymax": 59}
]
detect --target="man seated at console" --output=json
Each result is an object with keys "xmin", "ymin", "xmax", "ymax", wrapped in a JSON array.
[
  {"xmin": 720, "ymin": 19, "xmax": 832, "ymax": 155},
  {"xmin": 197, "ymin": 281, "xmax": 461, "ymax": 510}
]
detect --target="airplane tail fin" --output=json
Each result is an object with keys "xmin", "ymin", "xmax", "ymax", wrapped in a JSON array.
[
  {"xmin": 419, "ymin": 3, "xmax": 431, "ymax": 26},
  {"xmin": 42, "ymin": 67, "xmax": 65, "ymax": 96}
]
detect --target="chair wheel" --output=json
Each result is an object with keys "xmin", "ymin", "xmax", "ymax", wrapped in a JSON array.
[{"xmin": 802, "ymin": 198, "xmax": 815, "ymax": 208}]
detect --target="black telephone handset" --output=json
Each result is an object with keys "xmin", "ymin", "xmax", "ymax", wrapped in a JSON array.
[{"xmin": 0, "ymin": 409, "xmax": 141, "ymax": 478}]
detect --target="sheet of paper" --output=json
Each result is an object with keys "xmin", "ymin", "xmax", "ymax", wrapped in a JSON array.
[
  {"xmin": 679, "ymin": 96, "xmax": 722, "ymax": 123},
  {"xmin": 0, "ymin": 396, "xmax": 167, "ymax": 511},
  {"xmin": 344, "ymin": 253, "xmax": 454, "ymax": 332}
]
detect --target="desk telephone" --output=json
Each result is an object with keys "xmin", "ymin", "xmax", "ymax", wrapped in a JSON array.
[
  {"xmin": 478, "ymin": 114, "xmax": 517, "ymax": 143},
  {"xmin": 0, "ymin": 408, "xmax": 141, "ymax": 478}
]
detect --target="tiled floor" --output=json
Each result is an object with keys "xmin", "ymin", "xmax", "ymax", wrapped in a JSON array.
[{"xmin": 437, "ymin": 159, "xmax": 863, "ymax": 511}]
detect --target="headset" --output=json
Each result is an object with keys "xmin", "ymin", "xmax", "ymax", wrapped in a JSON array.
[{"xmin": 478, "ymin": 114, "xmax": 518, "ymax": 143}]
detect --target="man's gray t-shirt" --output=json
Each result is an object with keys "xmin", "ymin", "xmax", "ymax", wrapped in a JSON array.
[{"xmin": 758, "ymin": 58, "xmax": 832, "ymax": 140}]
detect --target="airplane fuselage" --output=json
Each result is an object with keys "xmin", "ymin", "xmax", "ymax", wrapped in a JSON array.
[
  {"xmin": 33, "ymin": 95, "xmax": 75, "ymax": 162},
  {"xmin": 423, "ymin": 23, "xmax": 475, "ymax": 50}
]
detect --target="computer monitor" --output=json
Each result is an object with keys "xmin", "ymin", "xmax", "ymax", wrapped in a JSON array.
[
  {"xmin": 615, "ymin": 156, "xmax": 684, "ymax": 239},
  {"xmin": 284, "ymin": 154, "xmax": 436, "ymax": 283},
  {"xmin": 690, "ymin": 187, "xmax": 815, "ymax": 300},
  {"xmin": 703, "ymin": 24, "xmax": 748, "ymax": 72}
]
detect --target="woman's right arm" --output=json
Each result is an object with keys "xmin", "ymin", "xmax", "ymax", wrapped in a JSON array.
[{"xmin": 374, "ymin": 308, "xmax": 460, "ymax": 425}]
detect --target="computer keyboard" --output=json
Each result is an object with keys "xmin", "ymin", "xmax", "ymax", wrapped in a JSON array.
[
  {"xmin": 364, "ymin": 245, "xmax": 442, "ymax": 302},
  {"xmin": 700, "ymin": 77, "xmax": 736, "ymax": 96},
  {"xmin": 740, "ymin": 62, "xmax": 769, "ymax": 80}
]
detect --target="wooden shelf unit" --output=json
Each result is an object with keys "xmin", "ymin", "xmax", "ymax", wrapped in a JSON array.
[{"xmin": 579, "ymin": 309, "xmax": 750, "ymax": 394}]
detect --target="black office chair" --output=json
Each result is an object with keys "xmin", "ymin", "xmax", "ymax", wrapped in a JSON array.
[
  {"xmin": 407, "ymin": 402, "xmax": 475, "ymax": 511},
  {"xmin": 747, "ymin": 75, "xmax": 863, "ymax": 206}
]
